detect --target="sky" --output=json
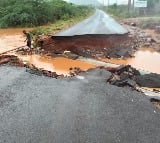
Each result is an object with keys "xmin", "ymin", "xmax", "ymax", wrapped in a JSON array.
[
  {"xmin": 98, "ymin": 0, "xmax": 128, "ymax": 5},
  {"xmin": 64, "ymin": 0, "xmax": 128, "ymax": 5}
]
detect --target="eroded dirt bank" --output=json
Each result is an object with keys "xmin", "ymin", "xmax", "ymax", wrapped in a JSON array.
[{"xmin": 37, "ymin": 34, "xmax": 136, "ymax": 58}]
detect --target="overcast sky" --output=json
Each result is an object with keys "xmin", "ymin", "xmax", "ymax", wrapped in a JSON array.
[
  {"xmin": 64, "ymin": 0, "xmax": 128, "ymax": 5},
  {"xmin": 98, "ymin": 0, "xmax": 128, "ymax": 5}
]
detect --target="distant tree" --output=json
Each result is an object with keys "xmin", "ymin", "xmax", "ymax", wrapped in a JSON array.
[
  {"xmin": 0, "ymin": 0, "xmax": 92, "ymax": 28},
  {"xmin": 146, "ymin": 0, "xmax": 160, "ymax": 13},
  {"xmin": 147, "ymin": 0, "xmax": 159, "ymax": 8},
  {"xmin": 128, "ymin": 0, "xmax": 131, "ymax": 13}
]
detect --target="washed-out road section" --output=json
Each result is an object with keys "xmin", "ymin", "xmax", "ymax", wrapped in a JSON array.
[{"xmin": 0, "ymin": 65, "xmax": 160, "ymax": 143}]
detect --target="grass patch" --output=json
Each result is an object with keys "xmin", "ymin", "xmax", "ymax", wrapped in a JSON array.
[
  {"xmin": 102, "ymin": 5, "xmax": 139, "ymax": 19},
  {"xmin": 139, "ymin": 17, "xmax": 160, "ymax": 29}
]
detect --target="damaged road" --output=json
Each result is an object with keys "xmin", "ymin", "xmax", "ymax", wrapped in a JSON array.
[
  {"xmin": 107, "ymin": 65, "xmax": 160, "ymax": 89},
  {"xmin": 1, "ymin": 54, "xmax": 160, "ymax": 100},
  {"xmin": 0, "ymin": 65, "xmax": 160, "ymax": 143},
  {"xmin": 106, "ymin": 65, "xmax": 160, "ymax": 99},
  {"xmin": 37, "ymin": 10, "xmax": 137, "ymax": 58},
  {"xmin": 0, "ymin": 9, "xmax": 160, "ymax": 143}
]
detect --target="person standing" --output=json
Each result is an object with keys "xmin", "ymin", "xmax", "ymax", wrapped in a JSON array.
[{"xmin": 23, "ymin": 30, "xmax": 32, "ymax": 49}]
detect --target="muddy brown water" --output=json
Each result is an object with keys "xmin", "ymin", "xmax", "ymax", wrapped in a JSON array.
[
  {"xmin": 0, "ymin": 28, "xmax": 33, "ymax": 53},
  {"xmin": 101, "ymin": 47, "xmax": 160, "ymax": 74},
  {"xmin": 1, "ymin": 28, "xmax": 160, "ymax": 75},
  {"xmin": 14, "ymin": 47, "xmax": 160, "ymax": 77},
  {"xmin": 17, "ymin": 54, "xmax": 96, "ymax": 76}
]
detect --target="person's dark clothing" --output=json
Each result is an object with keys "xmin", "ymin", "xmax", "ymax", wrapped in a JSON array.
[
  {"xmin": 27, "ymin": 40, "xmax": 31, "ymax": 48},
  {"xmin": 24, "ymin": 32, "xmax": 32, "ymax": 48}
]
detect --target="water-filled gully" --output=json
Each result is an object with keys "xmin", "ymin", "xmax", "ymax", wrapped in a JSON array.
[
  {"xmin": 1, "ymin": 28, "xmax": 160, "ymax": 75},
  {"xmin": 101, "ymin": 47, "xmax": 160, "ymax": 74},
  {"xmin": 17, "ymin": 54, "xmax": 96, "ymax": 76}
]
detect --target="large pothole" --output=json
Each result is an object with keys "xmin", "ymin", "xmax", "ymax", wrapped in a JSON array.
[{"xmin": 0, "ymin": 53, "xmax": 96, "ymax": 78}]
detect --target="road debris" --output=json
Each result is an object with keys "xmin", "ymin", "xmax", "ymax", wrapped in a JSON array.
[
  {"xmin": 0, "ymin": 55, "xmax": 24, "ymax": 67},
  {"xmin": 25, "ymin": 63, "xmax": 64, "ymax": 78},
  {"xmin": 63, "ymin": 51, "xmax": 79, "ymax": 60},
  {"xmin": 150, "ymin": 98, "xmax": 160, "ymax": 109},
  {"xmin": 136, "ymin": 73, "xmax": 160, "ymax": 88},
  {"xmin": 69, "ymin": 67, "xmax": 84, "ymax": 76},
  {"xmin": 26, "ymin": 63, "xmax": 84, "ymax": 78},
  {"xmin": 107, "ymin": 65, "xmax": 140, "ymax": 87},
  {"xmin": 106, "ymin": 64, "xmax": 160, "ymax": 92}
]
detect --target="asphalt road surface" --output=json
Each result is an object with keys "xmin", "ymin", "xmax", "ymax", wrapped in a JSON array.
[
  {"xmin": 0, "ymin": 65, "xmax": 160, "ymax": 143},
  {"xmin": 54, "ymin": 9, "xmax": 128, "ymax": 37}
]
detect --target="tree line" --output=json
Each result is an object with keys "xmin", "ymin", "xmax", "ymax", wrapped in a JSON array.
[
  {"xmin": 0, "ymin": 0, "xmax": 92, "ymax": 28},
  {"xmin": 128, "ymin": 0, "xmax": 160, "ymax": 13},
  {"xmin": 105, "ymin": 0, "xmax": 160, "ymax": 18}
]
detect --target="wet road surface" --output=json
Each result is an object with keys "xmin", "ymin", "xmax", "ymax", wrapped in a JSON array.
[
  {"xmin": 0, "ymin": 65, "xmax": 160, "ymax": 143},
  {"xmin": 54, "ymin": 9, "xmax": 128, "ymax": 37}
]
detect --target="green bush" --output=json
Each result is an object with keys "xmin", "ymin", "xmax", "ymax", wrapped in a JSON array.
[
  {"xmin": 104, "ymin": 0, "xmax": 160, "ymax": 18},
  {"xmin": 0, "ymin": 0, "xmax": 92, "ymax": 28}
]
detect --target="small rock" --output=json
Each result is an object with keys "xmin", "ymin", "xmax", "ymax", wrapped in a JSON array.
[
  {"xmin": 143, "ymin": 42, "xmax": 151, "ymax": 47},
  {"xmin": 131, "ymin": 23, "xmax": 136, "ymax": 27},
  {"xmin": 146, "ymin": 38, "xmax": 156, "ymax": 43}
]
